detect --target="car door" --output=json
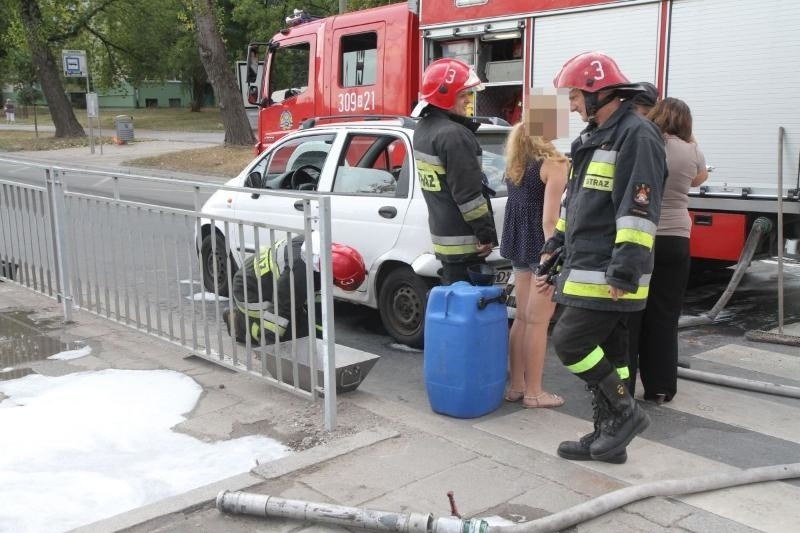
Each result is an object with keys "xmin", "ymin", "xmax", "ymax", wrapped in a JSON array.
[
  {"xmin": 231, "ymin": 132, "xmax": 337, "ymax": 260},
  {"xmin": 325, "ymin": 131, "xmax": 413, "ymax": 299}
]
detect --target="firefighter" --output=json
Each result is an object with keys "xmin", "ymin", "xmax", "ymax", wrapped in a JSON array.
[
  {"xmin": 538, "ymin": 52, "xmax": 667, "ymax": 464},
  {"xmin": 224, "ymin": 236, "xmax": 366, "ymax": 344},
  {"xmin": 411, "ymin": 58, "xmax": 498, "ymax": 285}
]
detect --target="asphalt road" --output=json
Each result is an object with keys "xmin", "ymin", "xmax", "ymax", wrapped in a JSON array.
[{"xmin": 0, "ymin": 157, "xmax": 219, "ymax": 210}]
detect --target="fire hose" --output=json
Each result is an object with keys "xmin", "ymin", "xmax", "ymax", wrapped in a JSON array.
[
  {"xmin": 217, "ymin": 462, "xmax": 800, "ymax": 532},
  {"xmin": 679, "ymin": 216, "xmax": 772, "ymax": 328}
]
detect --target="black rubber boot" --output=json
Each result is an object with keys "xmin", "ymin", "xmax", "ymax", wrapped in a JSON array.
[
  {"xmin": 590, "ymin": 371, "xmax": 650, "ymax": 461},
  {"xmin": 557, "ymin": 386, "xmax": 627, "ymax": 464}
]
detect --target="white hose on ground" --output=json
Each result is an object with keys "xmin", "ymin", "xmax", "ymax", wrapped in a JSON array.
[
  {"xmin": 216, "ymin": 490, "xmax": 433, "ymax": 532},
  {"xmin": 486, "ymin": 463, "xmax": 800, "ymax": 533},
  {"xmin": 679, "ymin": 216, "xmax": 772, "ymax": 329},
  {"xmin": 678, "ymin": 367, "xmax": 800, "ymax": 399},
  {"xmin": 218, "ymin": 463, "xmax": 800, "ymax": 533}
]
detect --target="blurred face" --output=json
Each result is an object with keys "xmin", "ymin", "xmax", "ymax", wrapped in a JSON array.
[
  {"xmin": 451, "ymin": 89, "xmax": 473, "ymax": 117},
  {"xmin": 526, "ymin": 89, "xmax": 569, "ymax": 140},
  {"xmin": 568, "ymin": 88, "xmax": 589, "ymax": 123},
  {"xmin": 635, "ymin": 104, "xmax": 653, "ymax": 117}
]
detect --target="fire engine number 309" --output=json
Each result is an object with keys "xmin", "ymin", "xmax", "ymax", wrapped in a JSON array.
[{"xmin": 337, "ymin": 91, "xmax": 376, "ymax": 113}]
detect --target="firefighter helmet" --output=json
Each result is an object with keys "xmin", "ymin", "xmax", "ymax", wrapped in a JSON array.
[
  {"xmin": 331, "ymin": 244, "xmax": 366, "ymax": 290},
  {"xmin": 632, "ymin": 82, "xmax": 659, "ymax": 108},
  {"xmin": 412, "ymin": 58, "xmax": 484, "ymax": 116},
  {"xmin": 553, "ymin": 51, "xmax": 630, "ymax": 92}
]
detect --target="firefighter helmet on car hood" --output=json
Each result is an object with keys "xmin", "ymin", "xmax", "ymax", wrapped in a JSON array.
[{"xmin": 411, "ymin": 58, "xmax": 484, "ymax": 117}]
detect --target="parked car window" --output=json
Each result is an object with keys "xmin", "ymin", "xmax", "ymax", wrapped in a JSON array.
[
  {"xmin": 476, "ymin": 131, "xmax": 509, "ymax": 197},
  {"xmin": 333, "ymin": 134, "xmax": 406, "ymax": 197},
  {"xmin": 269, "ymin": 42, "xmax": 311, "ymax": 104},
  {"xmin": 257, "ymin": 133, "xmax": 335, "ymax": 189}
]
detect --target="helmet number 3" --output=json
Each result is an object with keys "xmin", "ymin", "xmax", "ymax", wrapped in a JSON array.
[
  {"xmin": 444, "ymin": 68, "xmax": 456, "ymax": 84},
  {"xmin": 590, "ymin": 60, "xmax": 605, "ymax": 80}
]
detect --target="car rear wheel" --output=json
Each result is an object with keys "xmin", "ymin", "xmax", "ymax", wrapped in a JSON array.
[
  {"xmin": 200, "ymin": 233, "xmax": 236, "ymax": 297},
  {"xmin": 378, "ymin": 267, "xmax": 434, "ymax": 349}
]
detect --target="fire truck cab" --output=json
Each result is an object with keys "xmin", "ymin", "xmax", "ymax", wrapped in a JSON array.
[{"xmin": 246, "ymin": 3, "xmax": 419, "ymax": 154}]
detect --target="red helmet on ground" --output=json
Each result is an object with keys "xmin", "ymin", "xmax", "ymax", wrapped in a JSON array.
[
  {"xmin": 553, "ymin": 51, "xmax": 630, "ymax": 93},
  {"xmin": 331, "ymin": 244, "xmax": 366, "ymax": 291},
  {"xmin": 412, "ymin": 58, "xmax": 484, "ymax": 115}
]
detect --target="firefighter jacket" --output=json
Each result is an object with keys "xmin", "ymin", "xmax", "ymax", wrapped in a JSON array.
[
  {"xmin": 413, "ymin": 107, "xmax": 498, "ymax": 263},
  {"xmin": 231, "ymin": 236, "xmax": 321, "ymax": 342},
  {"xmin": 543, "ymin": 100, "xmax": 667, "ymax": 312}
]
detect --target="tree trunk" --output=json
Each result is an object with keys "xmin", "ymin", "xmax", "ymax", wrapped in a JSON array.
[
  {"xmin": 18, "ymin": 0, "xmax": 86, "ymax": 138},
  {"xmin": 192, "ymin": 0, "xmax": 254, "ymax": 146},
  {"xmin": 189, "ymin": 68, "xmax": 206, "ymax": 112}
]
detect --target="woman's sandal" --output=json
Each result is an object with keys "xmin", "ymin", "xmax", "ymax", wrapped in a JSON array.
[
  {"xmin": 504, "ymin": 389, "xmax": 525, "ymax": 402},
  {"xmin": 522, "ymin": 392, "xmax": 565, "ymax": 409}
]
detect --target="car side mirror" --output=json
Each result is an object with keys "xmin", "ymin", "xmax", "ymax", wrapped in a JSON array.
[
  {"xmin": 247, "ymin": 85, "xmax": 260, "ymax": 106},
  {"xmin": 245, "ymin": 170, "xmax": 263, "ymax": 199}
]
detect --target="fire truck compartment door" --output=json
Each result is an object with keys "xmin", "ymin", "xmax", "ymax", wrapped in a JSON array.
[
  {"xmin": 668, "ymin": 0, "xmax": 800, "ymax": 196},
  {"xmin": 530, "ymin": 2, "xmax": 659, "ymax": 155}
]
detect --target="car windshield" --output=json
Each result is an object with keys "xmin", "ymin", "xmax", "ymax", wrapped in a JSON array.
[{"xmin": 476, "ymin": 131, "xmax": 509, "ymax": 197}]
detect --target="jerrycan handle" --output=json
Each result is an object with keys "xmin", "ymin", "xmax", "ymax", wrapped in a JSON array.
[{"xmin": 477, "ymin": 292, "xmax": 506, "ymax": 310}]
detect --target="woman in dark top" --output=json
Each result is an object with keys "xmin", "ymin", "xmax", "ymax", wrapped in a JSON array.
[{"xmin": 500, "ymin": 113, "xmax": 568, "ymax": 408}]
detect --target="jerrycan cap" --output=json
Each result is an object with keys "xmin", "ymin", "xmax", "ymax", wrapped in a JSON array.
[{"xmin": 467, "ymin": 264, "xmax": 497, "ymax": 286}]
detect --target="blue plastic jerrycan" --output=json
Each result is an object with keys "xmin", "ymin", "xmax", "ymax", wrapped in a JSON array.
[{"xmin": 424, "ymin": 281, "xmax": 509, "ymax": 418}]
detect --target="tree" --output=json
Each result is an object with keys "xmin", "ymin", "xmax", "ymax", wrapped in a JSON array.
[
  {"xmin": 191, "ymin": 0, "xmax": 254, "ymax": 145},
  {"xmin": 13, "ymin": 0, "xmax": 85, "ymax": 137}
]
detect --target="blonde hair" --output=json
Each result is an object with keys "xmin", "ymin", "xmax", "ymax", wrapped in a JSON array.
[{"xmin": 504, "ymin": 121, "xmax": 567, "ymax": 187}]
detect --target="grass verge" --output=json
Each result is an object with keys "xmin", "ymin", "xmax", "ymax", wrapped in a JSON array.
[
  {"xmin": 6, "ymin": 106, "xmax": 227, "ymax": 132},
  {"xmin": 125, "ymin": 145, "xmax": 254, "ymax": 177}
]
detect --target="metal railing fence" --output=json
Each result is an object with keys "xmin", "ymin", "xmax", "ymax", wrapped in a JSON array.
[{"xmin": 0, "ymin": 159, "xmax": 340, "ymax": 429}]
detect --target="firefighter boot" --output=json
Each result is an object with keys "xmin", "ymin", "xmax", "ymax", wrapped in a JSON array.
[
  {"xmin": 557, "ymin": 386, "xmax": 627, "ymax": 464},
  {"xmin": 590, "ymin": 371, "xmax": 651, "ymax": 461}
]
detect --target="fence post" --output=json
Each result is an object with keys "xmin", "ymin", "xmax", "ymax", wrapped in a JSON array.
[
  {"xmin": 46, "ymin": 168, "xmax": 73, "ymax": 322},
  {"xmin": 317, "ymin": 195, "xmax": 337, "ymax": 431}
]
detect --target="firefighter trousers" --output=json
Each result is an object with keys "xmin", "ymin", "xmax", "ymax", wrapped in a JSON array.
[{"xmin": 551, "ymin": 306, "xmax": 632, "ymax": 386}]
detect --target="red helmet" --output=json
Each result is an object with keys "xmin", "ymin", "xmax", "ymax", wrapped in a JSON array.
[
  {"xmin": 553, "ymin": 51, "xmax": 630, "ymax": 93},
  {"xmin": 414, "ymin": 58, "xmax": 484, "ymax": 114},
  {"xmin": 331, "ymin": 244, "xmax": 366, "ymax": 291}
]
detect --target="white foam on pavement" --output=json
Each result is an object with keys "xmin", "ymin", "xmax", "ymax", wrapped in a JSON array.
[
  {"xmin": 47, "ymin": 344, "xmax": 92, "ymax": 361},
  {"xmin": 187, "ymin": 292, "xmax": 228, "ymax": 301},
  {"xmin": 0, "ymin": 368, "xmax": 290, "ymax": 533}
]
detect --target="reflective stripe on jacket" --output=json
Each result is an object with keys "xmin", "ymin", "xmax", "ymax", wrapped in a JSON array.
[
  {"xmin": 231, "ymin": 236, "xmax": 320, "ymax": 340},
  {"xmin": 413, "ymin": 108, "xmax": 497, "ymax": 263},
  {"xmin": 546, "ymin": 101, "xmax": 667, "ymax": 312}
]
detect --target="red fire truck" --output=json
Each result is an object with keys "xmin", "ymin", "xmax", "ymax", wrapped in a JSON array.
[{"xmin": 245, "ymin": 0, "xmax": 800, "ymax": 266}]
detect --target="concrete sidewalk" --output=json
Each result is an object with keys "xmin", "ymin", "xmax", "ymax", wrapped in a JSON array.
[
  {"xmin": 3, "ymin": 280, "xmax": 796, "ymax": 533},
  {"xmin": 1, "ymin": 123, "xmax": 230, "ymax": 182}
]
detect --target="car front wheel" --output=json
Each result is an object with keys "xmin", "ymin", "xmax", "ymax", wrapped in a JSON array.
[
  {"xmin": 200, "ymin": 232, "xmax": 235, "ymax": 297},
  {"xmin": 378, "ymin": 267, "xmax": 434, "ymax": 349}
]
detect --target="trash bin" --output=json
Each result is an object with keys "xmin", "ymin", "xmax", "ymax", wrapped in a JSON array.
[{"xmin": 114, "ymin": 115, "xmax": 134, "ymax": 143}]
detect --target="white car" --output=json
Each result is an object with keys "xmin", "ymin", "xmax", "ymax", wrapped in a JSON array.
[{"xmin": 199, "ymin": 117, "xmax": 511, "ymax": 347}]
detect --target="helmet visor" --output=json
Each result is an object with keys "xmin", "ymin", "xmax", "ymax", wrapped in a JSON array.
[{"xmin": 464, "ymin": 68, "xmax": 485, "ymax": 92}]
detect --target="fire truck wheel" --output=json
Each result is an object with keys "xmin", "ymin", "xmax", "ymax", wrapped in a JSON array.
[
  {"xmin": 200, "ymin": 233, "xmax": 236, "ymax": 297},
  {"xmin": 378, "ymin": 267, "xmax": 434, "ymax": 348}
]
